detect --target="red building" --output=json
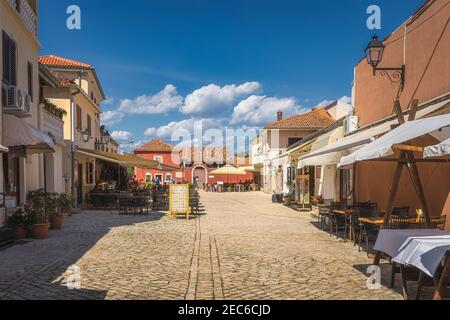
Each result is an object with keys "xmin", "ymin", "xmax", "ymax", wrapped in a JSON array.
[
  {"xmin": 134, "ymin": 140, "xmax": 181, "ymax": 184},
  {"xmin": 134, "ymin": 140, "xmax": 256, "ymax": 185}
]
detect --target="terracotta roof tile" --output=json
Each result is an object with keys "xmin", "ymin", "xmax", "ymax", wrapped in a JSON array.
[
  {"xmin": 265, "ymin": 108, "xmax": 334, "ymax": 129},
  {"xmin": 135, "ymin": 139, "xmax": 174, "ymax": 152},
  {"xmin": 39, "ymin": 55, "xmax": 93, "ymax": 69}
]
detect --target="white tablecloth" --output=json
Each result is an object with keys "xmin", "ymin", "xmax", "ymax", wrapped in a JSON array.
[{"xmin": 374, "ymin": 229, "xmax": 450, "ymax": 277}]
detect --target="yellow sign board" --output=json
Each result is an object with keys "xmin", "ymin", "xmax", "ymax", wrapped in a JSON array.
[{"xmin": 169, "ymin": 184, "xmax": 190, "ymax": 220}]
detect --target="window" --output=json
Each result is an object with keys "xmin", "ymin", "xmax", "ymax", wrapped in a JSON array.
[
  {"xmin": 86, "ymin": 162, "xmax": 94, "ymax": 185},
  {"xmin": 76, "ymin": 105, "xmax": 82, "ymax": 130},
  {"xmin": 154, "ymin": 156, "xmax": 163, "ymax": 163},
  {"xmin": 316, "ymin": 166, "xmax": 322, "ymax": 179},
  {"xmin": 90, "ymin": 92, "xmax": 94, "ymax": 100},
  {"xmin": 288, "ymin": 137, "xmax": 303, "ymax": 147},
  {"xmin": 2, "ymin": 32, "xmax": 17, "ymax": 85},
  {"xmin": 145, "ymin": 173, "xmax": 152, "ymax": 182},
  {"xmin": 155, "ymin": 174, "xmax": 163, "ymax": 183},
  {"xmin": 27, "ymin": 62, "xmax": 33, "ymax": 101},
  {"xmin": 165, "ymin": 174, "xmax": 172, "ymax": 182},
  {"xmin": 87, "ymin": 114, "xmax": 92, "ymax": 136}
]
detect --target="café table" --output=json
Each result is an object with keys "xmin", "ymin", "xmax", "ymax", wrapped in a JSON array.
[{"xmin": 374, "ymin": 229, "xmax": 450, "ymax": 300}]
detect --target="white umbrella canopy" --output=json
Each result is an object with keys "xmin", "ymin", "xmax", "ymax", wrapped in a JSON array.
[{"xmin": 210, "ymin": 165, "xmax": 247, "ymax": 175}]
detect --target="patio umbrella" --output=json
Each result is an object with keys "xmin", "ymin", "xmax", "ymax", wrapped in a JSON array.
[{"xmin": 210, "ymin": 165, "xmax": 246, "ymax": 184}]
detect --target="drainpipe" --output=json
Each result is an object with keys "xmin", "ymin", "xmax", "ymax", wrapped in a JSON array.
[{"xmin": 70, "ymin": 87, "xmax": 81, "ymax": 206}]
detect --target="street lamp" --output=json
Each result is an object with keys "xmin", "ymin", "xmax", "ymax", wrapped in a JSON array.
[
  {"xmin": 81, "ymin": 129, "xmax": 90, "ymax": 143},
  {"xmin": 365, "ymin": 35, "xmax": 405, "ymax": 90}
]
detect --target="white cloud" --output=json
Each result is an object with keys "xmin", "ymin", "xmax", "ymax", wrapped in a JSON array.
[
  {"xmin": 118, "ymin": 84, "xmax": 183, "ymax": 114},
  {"xmin": 339, "ymin": 96, "xmax": 352, "ymax": 104},
  {"xmin": 230, "ymin": 95, "xmax": 304, "ymax": 126},
  {"xmin": 103, "ymin": 97, "xmax": 115, "ymax": 106},
  {"xmin": 119, "ymin": 140, "xmax": 144, "ymax": 154},
  {"xmin": 110, "ymin": 130, "xmax": 132, "ymax": 141},
  {"xmin": 145, "ymin": 118, "xmax": 223, "ymax": 140},
  {"xmin": 101, "ymin": 110, "xmax": 124, "ymax": 126},
  {"xmin": 317, "ymin": 99, "xmax": 335, "ymax": 108},
  {"xmin": 144, "ymin": 128, "xmax": 157, "ymax": 137},
  {"xmin": 180, "ymin": 82, "xmax": 262, "ymax": 116}
]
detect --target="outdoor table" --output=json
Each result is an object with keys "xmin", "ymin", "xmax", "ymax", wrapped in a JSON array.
[
  {"xmin": 333, "ymin": 209, "xmax": 359, "ymax": 241},
  {"xmin": 358, "ymin": 217, "xmax": 384, "ymax": 226},
  {"xmin": 374, "ymin": 229, "xmax": 450, "ymax": 300}
]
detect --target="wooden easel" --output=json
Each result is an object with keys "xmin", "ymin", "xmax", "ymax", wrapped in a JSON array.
[
  {"xmin": 373, "ymin": 99, "xmax": 450, "ymax": 300},
  {"xmin": 373, "ymin": 99, "xmax": 431, "ymax": 267}
]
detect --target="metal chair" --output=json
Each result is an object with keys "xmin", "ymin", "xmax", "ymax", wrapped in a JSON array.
[
  {"xmin": 430, "ymin": 215, "xmax": 447, "ymax": 230},
  {"xmin": 328, "ymin": 201, "xmax": 346, "ymax": 238},
  {"xmin": 118, "ymin": 192, "xmax": 132, "ymax": 215},
  {"xmin": 389, "ymin": 215, "xmax": 421, "ymax": 291},
  {"xmin": 389, "ymin": 216, "xmax": 420, "ymax": 230}
]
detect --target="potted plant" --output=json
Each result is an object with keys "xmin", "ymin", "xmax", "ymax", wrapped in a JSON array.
[
  {"xmin": 57, "ymin": 193, "xmax": 73, "ymax": 216},
  {"xmin": 28, "ymin": 190, "xmax": 50, "ymax": 240},
  {"xmin": 49, "ymin": 193, "xmax": 64, "ymax": 230},
  {"xmin": 7, "ymin": 207, "xmax": 30, "ymax": 239}
]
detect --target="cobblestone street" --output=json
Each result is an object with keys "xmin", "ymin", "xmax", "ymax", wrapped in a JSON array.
[{"xmin": 0, "ymin": 192, "xmax": 405, "ymax": 300}]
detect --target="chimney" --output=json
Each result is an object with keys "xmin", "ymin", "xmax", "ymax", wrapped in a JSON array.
[{"xmin": 277, "ymin": 111, "xmax": 283, "ymax": 121}]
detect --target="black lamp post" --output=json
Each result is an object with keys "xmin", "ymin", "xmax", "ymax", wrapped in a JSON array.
[
  {"xmin": 365, "ymin": 36, "xmax": 405, "ymax": 90},
  {"xmin": 81, "ymin": 129, "xmax": 90, "ymax": 143}
]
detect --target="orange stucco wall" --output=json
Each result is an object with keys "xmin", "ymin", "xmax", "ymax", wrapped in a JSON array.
[
  {"xmin": 353, "ymin": 0, "xmax": 450, "ymax": 230},
  {"xmin": 355, "ymin": 137, "xmax": 450, "ymax": 230},
  {"xmin": 354, "ymin": 0, "xmax": 450, "ymax": 127}
]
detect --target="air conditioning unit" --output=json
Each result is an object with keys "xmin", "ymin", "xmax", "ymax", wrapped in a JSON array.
[
  {"xmin": 3, "ymin": 85, "xmax": 32, "ymax": 117},
  {"xmin": 343, "ymin": 116, "xmax": 358, "ymax": 134},
  {"xmin": 23, "ymin": 94, "xmax": 32, "ymax": 115}
]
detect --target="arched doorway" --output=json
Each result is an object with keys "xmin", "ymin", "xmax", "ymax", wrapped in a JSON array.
[{"xmin": 192, "ymin": 165, "xmax": 207, "ymax": 186}]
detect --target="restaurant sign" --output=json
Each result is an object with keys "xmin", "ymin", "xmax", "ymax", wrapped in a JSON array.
[{"xmin": 169, "ymin": 184, "xmax": 190, "ymax": 220}]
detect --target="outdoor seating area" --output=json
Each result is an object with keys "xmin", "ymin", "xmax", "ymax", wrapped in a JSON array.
[
  {"xmin": 87, "ymin": 185, "xmax": 202, "ymax": 216},
  {"xmin": 314, "ymin": 200, "xmax": 448, "ymax": 254},
  {"xmin": 311, "ymin": 198, "xmax": 450, "ymax": 299}
]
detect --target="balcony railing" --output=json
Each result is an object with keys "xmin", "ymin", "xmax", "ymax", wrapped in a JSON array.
[
  {"xmin": 41, "ymin": 105, "xmax": 64, "ymax": 145},
  {"xmin": 7, "ymin": 0, "xmax": 38, "ymax": 37}
]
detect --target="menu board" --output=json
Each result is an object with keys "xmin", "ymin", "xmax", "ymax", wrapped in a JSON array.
[{"xmin": 169, "ymin": 184, "xmax": 190, "ymax": 220}]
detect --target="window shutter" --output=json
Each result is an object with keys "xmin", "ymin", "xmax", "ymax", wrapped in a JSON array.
[
  {"xmin": 76, "ymin": 105, "xmax": 82, "ymax": 130},
  {"xmin": 28, "ymin": 62, "xmax": 33, "ymax": 101},
  {"xmin": 9, "ymin": 39, "xmax": 17, "ymax": 85},
  {"xmin": 2, "ymin": 32, "xmax": 17, "ymax": 85},
  {"xmin": 87, "ymin": 114, "xmax": 92, "ymax": 135},
  {"xmin": 2, "ymin": 32, "xmax": 8, "ymax": 83}
]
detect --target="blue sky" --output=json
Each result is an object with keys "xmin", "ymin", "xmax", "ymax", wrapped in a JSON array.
[{"xmin": 39, "ymin": 0, "xmax": 424, "ymax": 150}]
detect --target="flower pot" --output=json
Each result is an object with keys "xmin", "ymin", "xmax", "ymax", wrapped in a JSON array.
[
  {"xmin": 13, "ymin": 225, "xmax": 28, "ymax": 239},
  {"xmin": 50, "ymin": 215, "xmax": 64, "ymax": 230},
  {"xmin": 32, "ymin": 223, "xmax": 49, "ymax": 240}
]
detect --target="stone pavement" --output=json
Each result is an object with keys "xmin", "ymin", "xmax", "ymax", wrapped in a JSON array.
[{"xmin": 0, "ymin": 191, "xmax": 416, "ymax": 300}]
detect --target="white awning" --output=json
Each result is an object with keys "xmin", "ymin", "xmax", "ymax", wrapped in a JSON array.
[
  {"xmin": 339, "ymin": 114, "xmax": 450, "ymax": 167},
  {"xmin": 0, "ymin": 145, "xmax": 8, "ymax": 153},
  {"xmin": 3, "ymin": 115, "xmax": 55, "ymax": 154},
  {"xmin": 298, "ymin": 121, "xmax": 394, "ymax": 169},
  {"xmin": 424, "ymin": 138, "xmax": 450, "ymax": 158}
]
